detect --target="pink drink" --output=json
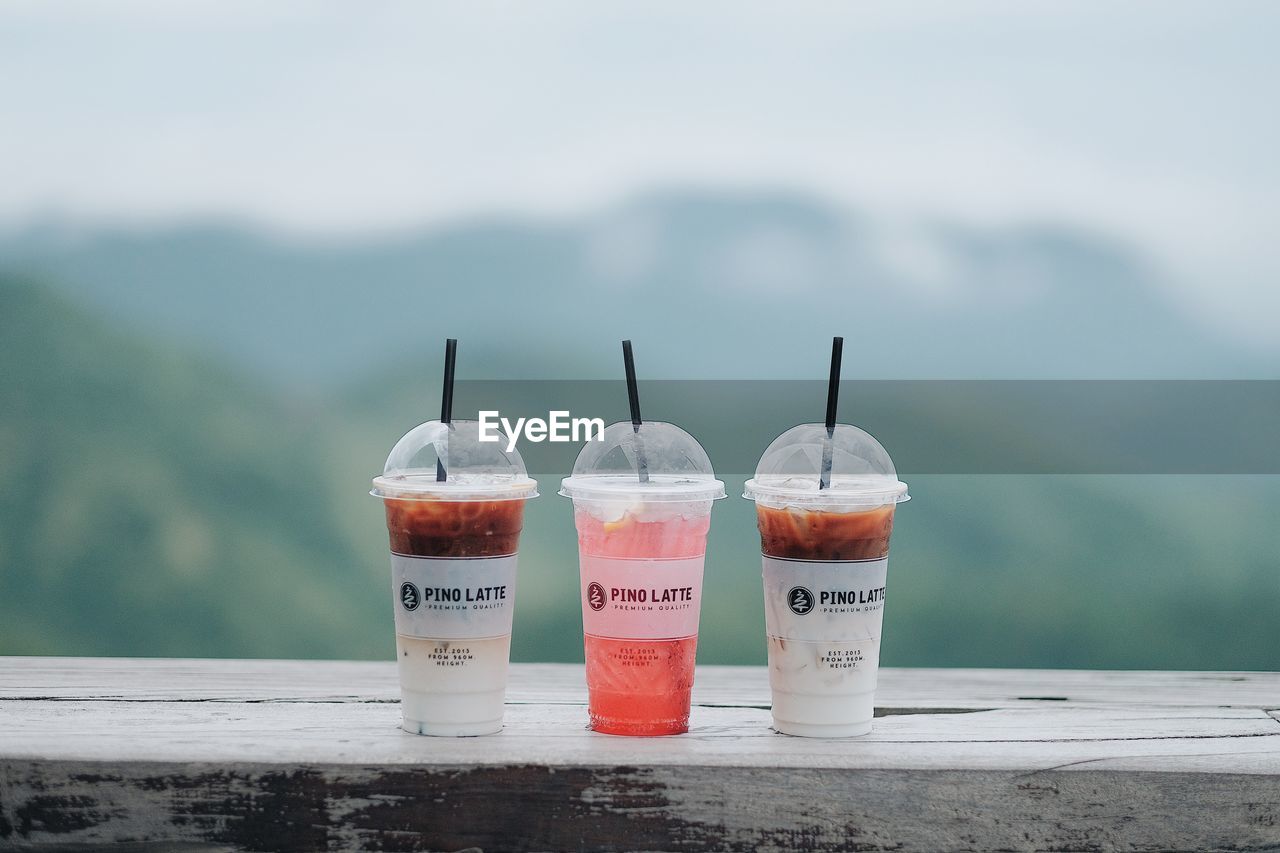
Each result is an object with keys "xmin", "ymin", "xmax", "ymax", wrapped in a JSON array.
[
  {"xmin": 562, "ymin": 419, "xmax": 725, "ymax": 737},
  {"xmin": 575, "ymin": 504, "xmax": 712, "ymax": 735}
]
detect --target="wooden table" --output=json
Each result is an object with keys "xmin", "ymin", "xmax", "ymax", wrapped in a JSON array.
[{"xmin": 1, "ymin": 658, "xmax": 1277, "ymax": 851}]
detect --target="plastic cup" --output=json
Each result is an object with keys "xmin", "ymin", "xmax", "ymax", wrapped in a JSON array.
[
  {"xmin": 560, "ymin": 421, "xmax": 725, "ymax": 736},
  {"xmin": 743, "ymin": 423, "xmax": 909, "ymax": 737},
  {"xmin": 372, "ymin": 419, "xmax": 537, "ymax": 736}
]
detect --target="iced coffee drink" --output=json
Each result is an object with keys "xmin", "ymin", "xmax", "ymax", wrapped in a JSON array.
[
  {"xmin": 373, "ymin": 419, "xmax": 537, "ymax": 736},
  {"xmin": 744, "ymin": 423, "xmax": 908, "ymax": 737}
]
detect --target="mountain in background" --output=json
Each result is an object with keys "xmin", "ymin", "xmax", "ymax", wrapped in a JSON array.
[{"xmin": 2, "ymin": 189, "xmax": 1271, "ymax": 393}]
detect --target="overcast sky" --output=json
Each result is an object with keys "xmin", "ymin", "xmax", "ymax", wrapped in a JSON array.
[{"xmin": 2, "ymin": 1, "xmax": 1277, "ymax": 345}]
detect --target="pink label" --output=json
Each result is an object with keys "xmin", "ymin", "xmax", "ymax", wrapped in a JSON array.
[{"xmin": 579, "ymin": 555, "xmax": 704, "ymax": 640}]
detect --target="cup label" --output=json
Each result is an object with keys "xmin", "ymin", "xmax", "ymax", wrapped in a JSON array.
[
  {"xmin": 390, "ymin": 553, "xmax": 517, "ymax": 640},
  {"xmin": 579, "ymin": 555, "xmax": 704, "ymax": 639},
  {"xmin": 762, "ymin": 556, "xmax": 888, "ymax": 643}
]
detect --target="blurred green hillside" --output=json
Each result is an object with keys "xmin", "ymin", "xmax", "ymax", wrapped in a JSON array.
[
  {"xmin": 0, "ymin": 278, "xmax": 387, "ymax": 658},
  {"xmin": 2, "ymin": 273, "xmax": 1276, "ymax": 669}
]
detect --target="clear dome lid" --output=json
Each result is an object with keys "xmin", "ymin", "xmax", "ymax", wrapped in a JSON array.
[
  {"xmin": 371, "ymin": 419, "xmax": 538, "ymax": 502},
  {"xmin": 559, "ymin": 421, "xmax": 726, "ymax": 502},
  {"xmin": 743, "ymin": 423, "xmax": 909, "ymax": 508}
]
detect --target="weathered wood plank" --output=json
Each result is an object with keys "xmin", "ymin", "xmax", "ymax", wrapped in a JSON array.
[
  {"xmin": 1, "ymin": 700, "xmax": 1277, "ymax": 772},
  {"xmin": 3, "ymin": 657, "xmax": 1278, "ymax": 709},
  {"xmin": 1, "ymin": 658, "xmax": 1278, "ymax": 851},
  {"xmin": 3, "ymin": 762, "xmax": 1280, "ymax": 852}
]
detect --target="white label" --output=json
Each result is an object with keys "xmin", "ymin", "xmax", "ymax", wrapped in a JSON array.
[
  {"xmin": 579, "ymin": 554, "xmax": 704, "ymax": 640},
  {"xmin": 390, "ymin": 553, "xmax": 517, "ymax": 640},
  {"xmin": 762, "ymin": 556, "xmax": 888, "ymax": 643}
]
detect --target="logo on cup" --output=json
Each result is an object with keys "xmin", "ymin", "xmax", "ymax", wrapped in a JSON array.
[
  {"xmin": 787, "ymin": 586, "xmax": 814, "ymax": 615},
  {"xmin": 587, "ymin": 582, "xmax": 606, "ymax": 611},
  {"xmin": 400, "ymin": 582, "xmax": 421, "ymax": 611}
]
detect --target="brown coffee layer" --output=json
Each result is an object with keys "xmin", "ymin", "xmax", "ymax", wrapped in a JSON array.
[
  {"xmin": 756, "ymin": 503, "xmax": 894, "ymax": 561},
  {"xmin": 383, "ymin": 498, "xmax": 525, "ymax": 558}
]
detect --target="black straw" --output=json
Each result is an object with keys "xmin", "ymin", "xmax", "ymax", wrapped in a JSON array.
[
  {"xmin": 824, "ymin": 337, "xmax": 843, "ymax": 432},
  {"xmin": 621, "ymin": 340, "xmax": 650, "ymax": 483},
  {"xmin": 436, "ymin": 338, "xmax": 457, "ymax": 482},
  {"xmin": 819, "ymin": 336, "xmax": 843, "ymax": 490}
]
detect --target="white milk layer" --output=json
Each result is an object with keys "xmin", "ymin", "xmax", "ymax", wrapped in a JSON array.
[
  {"xmin": 389, "ymin": 551, "xmax": 518, "ymax": 736},
  {"xmin": 762, "ymin": 555, "xmax": 888, "ymax": 736},
  {"xmin": 395, "ymin": 634, "xmax": 510, "ymax": 736}
]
